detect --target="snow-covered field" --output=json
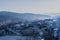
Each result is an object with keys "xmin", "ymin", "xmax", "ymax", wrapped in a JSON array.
[
  {"xmin": 0, "ymin": 36, "xmax": 35, "ymax": 40},
  {"xmin": 0, "ymin": 36, "xmax": 23, "ymax": 40}
]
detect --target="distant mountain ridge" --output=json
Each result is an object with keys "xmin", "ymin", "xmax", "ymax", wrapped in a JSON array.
[{"xmin": 0, "ymin": 11, "xmax": 51, "ymax": 24}]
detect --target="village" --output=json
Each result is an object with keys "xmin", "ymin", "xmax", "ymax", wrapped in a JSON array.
[{"xmin": 0, "ymin": 18, "xmax": 60, "ymax": 40}]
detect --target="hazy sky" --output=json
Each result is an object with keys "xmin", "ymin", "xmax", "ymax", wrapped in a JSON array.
[{"xmin": 0, "ymin": 0, "xmax": 60, "ymax": 16}]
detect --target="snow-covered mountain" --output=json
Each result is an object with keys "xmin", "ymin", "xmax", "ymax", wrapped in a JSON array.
[{"xmin": 0, "ymin": 11, "xmax": 51, "ymax": 23}]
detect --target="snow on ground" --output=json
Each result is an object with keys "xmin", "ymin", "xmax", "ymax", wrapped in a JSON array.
[
  {"xmin": 0, "ymin": 36, "xmax": 39, "ymax": 40},
  {"xmin": 0, "ymin": 36, "xmax": 35, "ymax": 40},
  {"xmin": 0, "ymin": 36, "xmax": 22, "ymax": 40}
]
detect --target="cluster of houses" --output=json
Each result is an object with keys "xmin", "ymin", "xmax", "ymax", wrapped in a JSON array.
[{"xmin": 0, "ymin": 18, "xmax": 60, "ymax": 40}]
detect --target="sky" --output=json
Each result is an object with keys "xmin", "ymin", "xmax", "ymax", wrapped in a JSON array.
[{"xmin": 0, "ymin": 0, "xmax": 60, "ymax": 16}]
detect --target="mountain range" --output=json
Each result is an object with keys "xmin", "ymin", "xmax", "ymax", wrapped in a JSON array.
[{"xmin": 0, "ymin": 11, "xmax": 51, "ymax": 24}]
